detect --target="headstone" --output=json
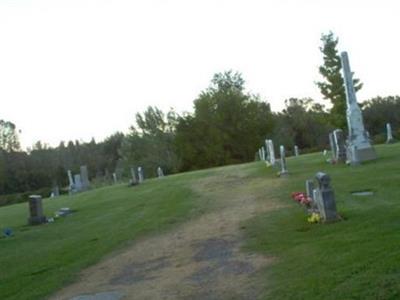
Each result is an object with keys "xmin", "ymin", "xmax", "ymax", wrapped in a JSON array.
[
  {"xmin": 294, "ymin": 145, "xmax": 299, "ymax": 157},
  {"xmin": 67, "ymin": 170, "xmax": 74, "ymax": 193},
  {"xmin": 80, "ymin": 165, "xmax": 90, "ymax": 190},
  {"xmin": 386, "ymin": 123, "xmax": 394, "ymax": 143},
  {"xmin": 279, "ymin": 145, "xmax": 288, "ymax": 176},
  {"xmin": 112, "ymin": 173, "xmax": 117, "ymax": 184},
  {"xmin": 329, "ymin": 132, "xmax": 337, "ymax": 162},
  {"xmin": 341, "ymin": 51, "xmax": 376, "ymax": 164},
  {"xmin": 314, "ymin": 172, "xmax": 338, "ymax": 222},
  {"xmin": 28, "ymin": 195, "xmax": 46, "ymax": 225},
  {"xmin": 264, "ymin": 139, "xmax": 270, "ymax": 162},
  {"xmin": 266, "ymin": 140, "xmax": 276, "ymax": 166},
  {"xmin": 258, "ymin": 148, "xmax": 263, "ymax": 161},
  {"xmin": 306, "ymin": 180, "xmax": 317, "ymax": 211},
  {"xmin": 74, "ymin": 174, "xmax": 83, "ymax": 191},
  {"xmin": 261, "ymin": 147, "xmax": 266, "ymax": 161},
  {"xmin": 130, "ymin": 167, "xmax": 138, "ymax": 184},
  {"xmin": 157, "ymin": 167, "xmax": 164, "ymax": 178},
  {"xmin": 138, "ymin": 167, "xmax": 144, "ymax": 183},
  {"xmin": 333, "ymin": 129, "xmax": 346, "ymax": 163}
]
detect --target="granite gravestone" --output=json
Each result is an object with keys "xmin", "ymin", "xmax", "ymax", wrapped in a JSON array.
[
  {"xmin": 279, "ymin": 145, "xmax": 288, "ymax": 176},
  {"xmin": 264, "ymin": 139, "xmax": 270, "ymax": 162},
  {"xmin": 294, "ymin": 145, "xmax": 299, "ymax": 157},
  {"xmin": 386, "ymin": 123, "xmax": 394, "ymax": 144},
  {"xmin": 157, "ymin": 167, "xmax": 164, "ymax": 178},
  {"xmin": 341, "ymin": 51, "xmax": 376, "ymax": 164},
  {"xmin": 333, "ymin": 129, "xmax": 346, "ymax": 163},
  {"xmin": 329, "ymin": 132, "xmax": 337, "ymax": 162},
  {"xmin": 74, "ymin": 174, "xmax": 83, "ymax": 192},
  {"xmin": 80, "ymin": 165, "xmax": 90, "ymax": 190},
  {"xmin": 267, "ymin": 140, "xmax": 276, "ymax": 166},
  {"xmin": 138, "ymin": 167, "xmax": 144, "ymax": 183},
  {"xmin": 314, "ymin": 172, "xmax": 338, "ymax": 222},
  {"xmin": 28, "ymin": 195, "xmax": 46, "ymax": 225}
]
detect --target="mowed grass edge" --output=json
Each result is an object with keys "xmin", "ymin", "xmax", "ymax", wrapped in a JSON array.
[
  {"xmin": 243, "ymin": 143, "xmax": 400, "ymax": 299},
  {"xmin": 0, "ymin": 168, "xmax": 216, "ymax": 300}
]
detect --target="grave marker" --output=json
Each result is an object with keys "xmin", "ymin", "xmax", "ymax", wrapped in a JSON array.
[{"xmin": 28, "ymin": 195, "xmax": 46, "ymax": 225}]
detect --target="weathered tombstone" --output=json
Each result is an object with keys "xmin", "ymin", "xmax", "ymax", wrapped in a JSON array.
[
  {"xmin": 279, "ymin": 145, "xmax": 288, "ymax": 176},
  {"xmin": 306, "ymin": 180, "xmax": 318, "ymax": 211},
  {"xmin": 258, "ymin": 148, "xmax": 263, "ymax": 161},
  {"xmin": 333, "ymin": 129, "xmax": 346, "ymax": 163},
  {"xmin": 341, "ymin": 51, "xmax": 376, "ymax": 164},
  {"xmin": 314, "ymin": 172, "xmax": 338, "ymax": 222},
  {"xmin": 138, "ymin": 167, "xmax": 144, "ymax": 183},
  {"xmin": 386, "ymin": 123, "xmax": 394, "ymax": 143},
  {"xmin": 261, "ymin": 147, "xmax": 266, "ymax": 161},
  {"xmin": 130, "ymin": 167, "xmax": 137, "ymax": 184},
  {"xmin": 74, "ymin": 174, "xmax": 83, "ymax": 191},
  {"xmin": 264, "ymin": 139, "xmax": 270, "ymax": 162},
  {"xmin": 28, "ymin": 195, "xmax": 46, "ymax": 225},
  {"xmin": 80, "ymin": 165, "xmax": 90, "ymax": 190},
  {"xmin": 112, "ymin": 173, "xmax": 117, "ymax": 184},
  {"xmin": 52, "ymin": 185, "xmax": 60, "ymax": 197},
  {"xmin": 157, "ymin": 167, "xmax": 164, "ymax": 178},
  {"xmin": 267, "ymin": 140, "xmax": 276, "ymax": 166},
  {"xmin": 294, "ymin": 145, "xmax": 299, "ymax": 157},
  {"xmin": 329, "ymin": 132, "xmax": 337, "ymax": 162},
  {"xmin": 67, "ymin": 170, "xmax": 74, "ymax": 194}
]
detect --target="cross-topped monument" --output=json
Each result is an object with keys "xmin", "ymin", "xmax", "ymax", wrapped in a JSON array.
[{"xmin": 340, "ymin": 51, "xmax": 376, "ymax": 164}]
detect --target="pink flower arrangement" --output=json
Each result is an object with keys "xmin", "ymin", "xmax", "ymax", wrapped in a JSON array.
[{"xmin": 291, "ymin": 192, "xmax": 312, "ymax": 206}]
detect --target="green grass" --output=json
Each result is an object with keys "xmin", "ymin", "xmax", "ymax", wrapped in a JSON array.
[
  {"xmin": 244, "ymin": 143, "xmax": 400, "ymax": 299},
  {"xmin": 0, "ymin": 168, "xmax": 215, "ymax": 300},
  {"xmin": 2, "ymin": 144, "xmax": 400, "ymax": 300}
]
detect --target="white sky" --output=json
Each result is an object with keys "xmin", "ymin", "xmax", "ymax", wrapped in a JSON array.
[{"xmin": 1, "ymin": 0, "xmax": 400, "ymax": 149}]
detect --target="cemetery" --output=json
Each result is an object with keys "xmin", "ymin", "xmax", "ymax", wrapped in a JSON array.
[{"xmin": 1, "ymin": 2, "xmax": 400, "ymax": 299}]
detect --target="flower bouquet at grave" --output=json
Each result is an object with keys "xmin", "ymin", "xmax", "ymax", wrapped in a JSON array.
[{"xmin": 291, "ymin": 192, "xmax": 312, "ymax": 207}]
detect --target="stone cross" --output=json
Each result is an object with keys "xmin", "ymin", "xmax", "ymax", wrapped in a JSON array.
[
  {"xmin": 294, "ymin": 145, "xmax": 299, "ymax": 157},
  {"xmin": 333, "ymin": 129, "xmax": 346, "ymax": 163},
  {"xmin": 279, "ymin": 145, "xmax": 288, "ymax": 176},
  {"xmin": 80, "ymin": 165, "xmax": 90, "ymax": 190},
  {"xmin": 28, "ymin": 195, "xmax": 46, "ymax": 225},
  {"xmin": 314, "ymin": 172, "xmax": 338, "ymax": 222},
  {"xmin": 157, "ymin": 167, "xmax": 164, "ymax": 177},
  {"xmin": 341, "ymin": 51, "xmax": 376, "ymax": 164},
  {"xmin": 386, "ymin": 123, "xmax": 394, "ymax": 143},
  {"xmin": 138, "ymin": 167, "xmax": 144, "ymax": 183}
]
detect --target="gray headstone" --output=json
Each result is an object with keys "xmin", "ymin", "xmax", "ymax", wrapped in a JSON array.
[
  {"xmin": 112, "ymin": 173, "xmax": 117, "ymax": 184},
  {"xmin": 294, "ymin": 145, "xmax": 299, "ymax": 157},
  {"xmin": 130, "ymin": 167, "xmax": 137, "ymax": 183},
  {"xmin": 314, "ymin": 172, "xmax": 338, "ymax": 222},
  {"xmin": 264, "ymin": 139, "xmax": 270, "ymax": 162},
  {"xmin": 341, "ymin": 51, "xmax": 376, "ymax": 164},
  {"xmin": 386, "ymin": 123, "xmax": 394, "ymax": 143},
  {"xmin": 266, "ymin": 140, "xmax": 276, "ymax": 166},
  {"xmin": 279, "ymin": 145, "xmax": 288, "ymax": 176},
  {"xmin": 157, "ymin": 166, "xmax": 164, "ymax": 178},
  {"xmin": 28, "ymin": 195, "xmax": 46, "ymax": 225},
  {"xmin": 138, "ymin": 167, "xmax": 144, "ymax": 183},
  {"xmin": 329, "ymin": 132, "xmax": 337, "ymax": 162},
  {"xmin": 333, "ymin": 129, "xmax": 346, "ymax": 163},
  {"xmin": 80, "ymin": 165, "xmax": 90, "ymax": 190},
  {"xmin": 74, "ymin": 174, "xmax": 83, "ymax": 191}
]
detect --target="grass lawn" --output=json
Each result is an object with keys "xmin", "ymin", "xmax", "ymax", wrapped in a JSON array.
[
  {"xmin": 0, "ymin": 169, "xmax": 214, "ymax": 300},
  {"xmin": 244, "ymin": 143, "xmax": 400, "ymax": 299}
]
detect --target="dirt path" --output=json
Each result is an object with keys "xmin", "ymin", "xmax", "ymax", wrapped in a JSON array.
[{"xmin": 52, "ymin": 167, "xmax": 283, "ymax": 300}]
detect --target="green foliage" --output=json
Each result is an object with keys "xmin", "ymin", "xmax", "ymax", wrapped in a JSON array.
[
  {"xmin": 316, "ymin": 32, "xmax": 362, "ymax": 129},
  {"xmin": 175, "ymin": 71, "xmax": 274, "ymax": 170},
  {"xmin": 0, "ymin": 120, "xmax": 20, "ymax": 152}
]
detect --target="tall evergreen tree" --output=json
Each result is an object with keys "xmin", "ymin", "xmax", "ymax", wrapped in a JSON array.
[{"xmin": 316, "ymin": 32, "xmax": 363, "ymax": 129}]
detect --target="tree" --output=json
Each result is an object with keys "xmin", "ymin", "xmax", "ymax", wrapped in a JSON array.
[
  {"xmin": 316, "ymin": 32, "xmax": 362, "ymax": 129},
  {"xmin": 0, "ymin": 120, "xmax": 20, "ymax": 152}
]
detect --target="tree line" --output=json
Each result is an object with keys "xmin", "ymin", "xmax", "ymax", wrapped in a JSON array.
[{"xmin": 0, "ymin": 32, "xmax": 398, "ymax": 206}]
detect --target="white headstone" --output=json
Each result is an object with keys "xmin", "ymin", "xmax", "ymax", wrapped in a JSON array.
[
  {"xmin": 138, "ymin": 167, "xmax": 144, "ymax": 183},
  {"xmin": 294, "ymin": 145, "xmax": 299, "ymax": 157},
  {"xmin": 74, "ymin": 174, "xmax": 83, "ymax": 191},
  {"xmin": 112, "ymin": 173, "xmax": 117, "ymax": 184},
  {"xmin": 279, "ymin": 145, "xmax": 288, "ymax": 176},
  {"xmin": 80, "ymin": 165, "xmax": 90, "ymax": 190},
  {"xmin": 341, "ymin": 51, "xmax": 376, "ymax": 164},
  {"xmin": 267, "ymin": 140, "xmax": 276, "ymax": 166},
  {"xmin": 157, "ymin": 166, "xmax": 164, "ymax": 177},
  {"xmin": 386, "ymin": 123, "xmax": 394, "ymax": 143},
  {"xmin": 333, "ymin": 129, "xmax": 346, "ymax": 163}
]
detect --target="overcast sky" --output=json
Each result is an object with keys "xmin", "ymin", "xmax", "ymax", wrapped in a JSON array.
[{"xmin": 1, "ymin": 0, "xmax": 399, "ymax": 149}]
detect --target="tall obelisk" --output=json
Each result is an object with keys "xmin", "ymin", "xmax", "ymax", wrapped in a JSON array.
[{"xmin": 340, "ymin": 51, "xmax": 376, "ymax": 164}]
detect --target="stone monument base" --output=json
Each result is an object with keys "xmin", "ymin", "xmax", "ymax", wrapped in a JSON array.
[
  {"xmin": 28, "ymin": 216, "xmax": 47, "ymax": 225},
  {"xmin": 347, "ymin": 146, "xmax": 377, "ymax": 165}
]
